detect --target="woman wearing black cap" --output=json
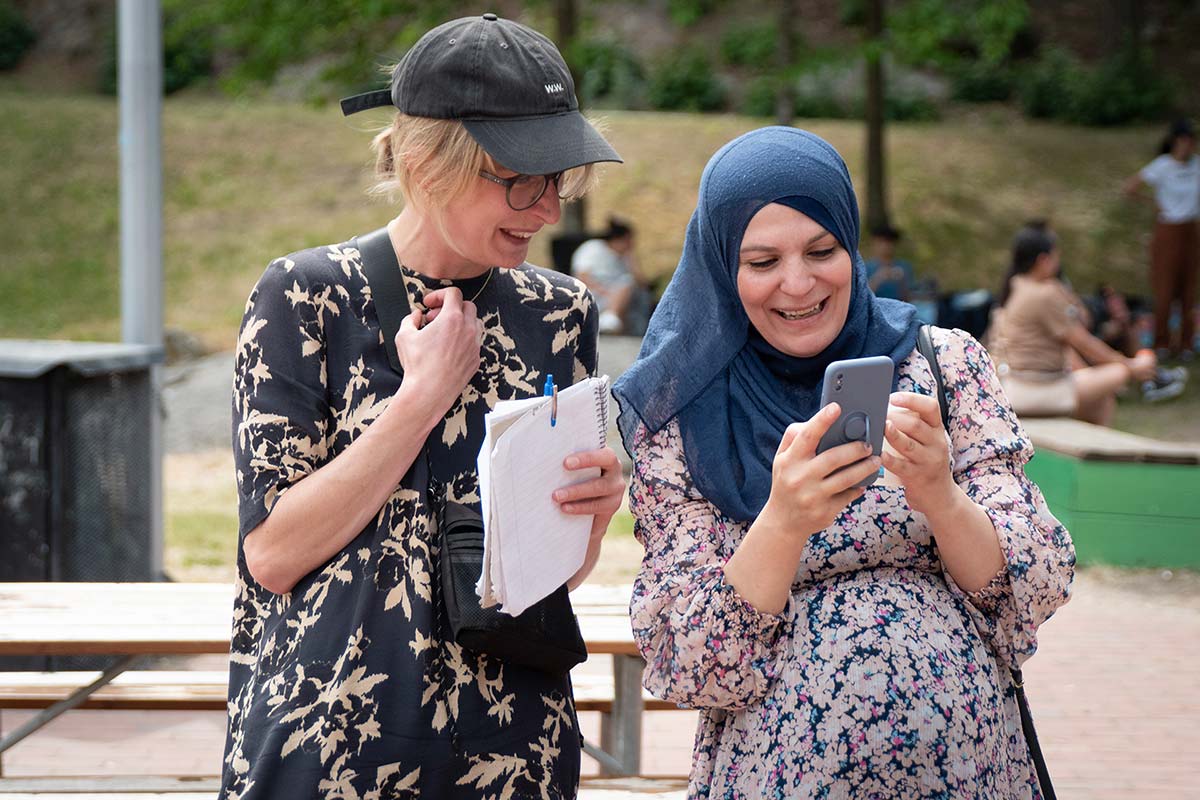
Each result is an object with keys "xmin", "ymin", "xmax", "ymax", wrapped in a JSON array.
[
  {"xmin": 223, "ymin": 14, "xmax": 624, "ymax": 799},
  {"xmin": 1124, "ymin": 118, "xmax": 1200, "ymax": 359}
]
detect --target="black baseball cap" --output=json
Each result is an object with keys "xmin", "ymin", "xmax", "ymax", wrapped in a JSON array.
[{"xmin": 341, "ymin": 13, "xmax": 622, "ymax": 176}]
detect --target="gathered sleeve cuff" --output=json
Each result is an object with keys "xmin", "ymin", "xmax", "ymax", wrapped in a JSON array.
[
  {"xmin": 933, "ymin": 327, "xmax": 1076, "ymax": 670},
  {"xmin": 627, "ymin": 421, "xmax": 789, "ymax": 710}
]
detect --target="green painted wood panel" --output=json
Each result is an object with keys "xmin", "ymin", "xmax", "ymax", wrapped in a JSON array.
[
  {"xmin": 1063, "ymin": 512, "xmax": 1200, "ymax": 568},
  {"xmin": 1024, "ymin": 450, "xmax": 1200, "ymax": 568}
]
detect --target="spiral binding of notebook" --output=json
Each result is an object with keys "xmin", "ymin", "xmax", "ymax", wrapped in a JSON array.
[{"xmin": 590, "ymin": 377, "xmax": 610, "ymax": 448}]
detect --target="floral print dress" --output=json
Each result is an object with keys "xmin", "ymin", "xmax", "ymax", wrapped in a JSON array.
[
  {"xmin": 628, "ymin": 327, "xmax": 1075, "ymax": 799},
  {"xmin": 223, "ymin": 238, "xmax": 597, "ymax": 799}
]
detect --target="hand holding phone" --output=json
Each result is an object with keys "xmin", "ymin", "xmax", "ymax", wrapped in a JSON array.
[{"xmin": 815, "ymin": 355, "xmax": 894, "ymax": 487}]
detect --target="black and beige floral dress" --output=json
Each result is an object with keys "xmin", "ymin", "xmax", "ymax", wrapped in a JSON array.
[{"xmin": 222, "ymin": 237, "xmax": 598, "ymax": 799}]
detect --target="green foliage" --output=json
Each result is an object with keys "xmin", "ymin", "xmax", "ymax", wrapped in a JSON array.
[
  {"xmin": 668, "ymin": 0, "xmax": 724, "ymax": 27},
  {"xmin": 949, "ymin": 60, "xmax": 1015, "ymax": 103},
  {"xmin": 885, "ymin": 90, "xmax": 941, "ymax": 121},
  {"xmin": 741, "ymin": 75, "xmax": 778, "ymax": 117},
  {"xmin": 888, "ymin": 0, "xmax": 1029, "ymax": 69},
  {"xmin": 0, "ymin": 0, "xmax": 35, "ymax": 71},
  {"xmin": 1017, "ymin": 47, "xmax": 1080, "ymax": 119},
  {"xmin": 176, "ymin": 0, "xmax": 455, "ymax": 95},
  {"xmin": 99, "ymin": 5, "xmax": 216, "ymax": 95},
  {"xmin": 1017, "ymin": 47, "xmax": 1175, "ymax": 127},
  {"xmin": 720, "ymin": 22, "xmax": 776, "ymax": 68},
  {"xmin": 1065, "ymin": 50, "xmax": 1175, "ymax": 127},
  {"xmin": 647, "ymin": 47, "xmax": 726, "ymax": 112},
  {"xmin": 569, "ymin": 38, "xmax": 646, "ymax": 109}
]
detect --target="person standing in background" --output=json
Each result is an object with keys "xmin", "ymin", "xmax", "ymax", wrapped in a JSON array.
[{"xmin": 1125, "ymin": 118, "xmax": 1199, "ymax": 360}]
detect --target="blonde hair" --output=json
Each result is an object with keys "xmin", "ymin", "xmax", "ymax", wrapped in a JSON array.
[{"xmin": 369, "ymin": 112, "xmax": 601, "ymax": 208}]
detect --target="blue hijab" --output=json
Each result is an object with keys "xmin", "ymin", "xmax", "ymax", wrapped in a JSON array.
[{"xmin": 613, "ymin": 127, "xmax": 920, "ymax": 522}]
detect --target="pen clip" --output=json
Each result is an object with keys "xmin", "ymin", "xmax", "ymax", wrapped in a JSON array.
[{"xmin": 543, "ymin": 373, "xmax": 558, "ymax": 428}]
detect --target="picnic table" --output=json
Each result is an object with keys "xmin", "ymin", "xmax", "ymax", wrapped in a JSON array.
[{"xmin": 0, "ymin": 582, "xmax": 654, "ymax": 776}]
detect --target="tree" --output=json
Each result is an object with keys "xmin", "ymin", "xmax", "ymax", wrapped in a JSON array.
[
  {"xmin": 555, "ymin": 0, "xmax": 588, "ymax": 235},
  {"xmin": 774, "ymin": 0, "xmax": 797, "ymax": 125},
  {"xmin": 863, "ymin": 0, "xmax": 888, "ymax": 232}
]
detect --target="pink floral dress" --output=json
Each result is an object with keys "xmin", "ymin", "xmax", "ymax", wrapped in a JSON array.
[{"xmin": 628, "ymin": 327, "xmax": 1075, "ymax": 799}]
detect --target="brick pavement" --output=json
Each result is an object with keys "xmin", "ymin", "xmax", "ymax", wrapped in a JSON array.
[{"xmin": 2, "ymin": 570, "xmax": 1197, "ymax": 798}]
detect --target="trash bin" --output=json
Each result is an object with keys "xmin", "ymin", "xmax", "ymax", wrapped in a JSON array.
[
  {"xmin": 0, "ymin": 339, "xmax": 164, "ymax": 580},
  {"xmin": 0, "ymin": 340, "xmax": 164, "ymax": 668}
]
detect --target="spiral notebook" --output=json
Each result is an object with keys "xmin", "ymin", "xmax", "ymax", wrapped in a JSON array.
[{"xmin": 475, "ymin": 375, "xmax": 611, "ymax": 616}]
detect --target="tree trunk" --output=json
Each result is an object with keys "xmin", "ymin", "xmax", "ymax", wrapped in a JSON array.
[
  {"xmin": 864, "ymin": 0, "xmax": 889, "ymax": 233},
  {"xmin": 774, "ymin": 0, "xmax": 796, "ymax": 126},
  {"xmin": 555, "ymin": 0, "xmax": 587, "ymax": 234}
]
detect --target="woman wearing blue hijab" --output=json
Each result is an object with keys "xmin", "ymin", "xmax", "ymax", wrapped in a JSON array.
[{"xmin": 614, "ymin": 127, "xmax": 1074, "ymax": 798}]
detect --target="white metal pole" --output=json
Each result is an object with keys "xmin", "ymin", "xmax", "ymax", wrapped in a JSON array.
[{"xmin": 118, "ymin": 0, "xmax": 164, "ymax": 580}]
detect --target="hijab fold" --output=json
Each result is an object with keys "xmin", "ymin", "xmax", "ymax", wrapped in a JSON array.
[{"xmin": 613, "ymin": 127, "xmax": 919, "ymax": 521}]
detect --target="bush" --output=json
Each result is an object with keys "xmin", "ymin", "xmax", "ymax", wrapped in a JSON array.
[
  {"xmin": 948, "ymin": 60, "xmax": 1015, "ymax": 103},
  {"xmin": 99, "ymin": 8, "xmax": 215, "ymax": 95},
  {"xmin": 720, "ymin": 23, "xmax": 776, "ymax": 68},
  {"xmin": 885, "ymin": 91, "xmax": 941, "ymax": 122},
  {"xmin": 786, "ymin": 60, "xmax": 942, "ymax": 121},
  {"xmin": 569, "ymin": 38, "xmax": 646, "ymax": 109},
  {"xmin": 741, "ymin": 75, "xmax": 778, "ymax": 117},
  {"xmin": 1064, "ymin": 51, "xmax": 1174, "ymax": 126},
  {"xmin": 1018, "ymin": 46, "xmax": 1175, "ymax": 126},
  {"xmin": 647, "ymin": 47, "xmax": 726, "ymax": 112},
  {"xmin": 0, "ymin": 1, "xmax": 35, "ymax": 71},
  {"xmin": 1017, "ymin": 47, "xmax": 1079, "ymax": 119}
]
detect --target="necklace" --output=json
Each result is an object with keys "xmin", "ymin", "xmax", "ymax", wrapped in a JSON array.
[{"xmin": 468, "ymin": 267, "xmax": 494, "ymax": 302}]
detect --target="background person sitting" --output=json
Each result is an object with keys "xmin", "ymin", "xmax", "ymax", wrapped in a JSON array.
[
  {"xmin": 863, "ymin": 224, "xmax": 915, "ymax": 300},
  {"xmin": 571, "ymin": 215, "xmax": 652, "ymax": 334},
  {"xmin": 988, "ymin": 222, "xmax": 1162, "ymax": 425}
]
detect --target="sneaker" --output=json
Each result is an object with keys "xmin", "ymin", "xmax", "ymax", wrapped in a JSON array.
[
  {"xmin": 1142, "ymin": 369, "xmax": 1187, "ymax": 402},
  {"xmin": 1159, "ymin": 365, "xmax": 1189, "ymax": 383}
]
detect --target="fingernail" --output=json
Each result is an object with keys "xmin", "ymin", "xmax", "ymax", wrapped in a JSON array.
[
  {"xmin": 553, "ymin": 490, "xmax": 566, "ymax": 501},
  {"xmin": 862, "ymin": 440, "xmax": 872, "ymax": 451},
  {"xmin": 565, "ymin": 457, "xmax": 579, "ymax": 469}
]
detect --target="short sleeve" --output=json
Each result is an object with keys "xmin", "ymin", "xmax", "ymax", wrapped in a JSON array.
[
  {"xmin": 1139, "ymin": 155, "xmax": 1167, "ymax": 187},
  {"xmin": 934, "ymin": 327, "xmax": 1076, "ymax": 669},
  {"xmin": 1037, "ymin": 283, "xmax": 1081, "ymax": 340},
  {"xmin": 232, "ymin": 256, "xmax": 336, "ymax": 540},
  {"xmin": 575, "ymin": 291, "xmax": 600, "ymax": 382},
  {"xmin": 570, "ymin": 240, "xmax": 605, "ymax": 277}
]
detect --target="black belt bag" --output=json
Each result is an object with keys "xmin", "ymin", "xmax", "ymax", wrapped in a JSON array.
[
  {"xmin": 356, "ymin": 227, "xmax": 587, "ymax": 676},
  {"xmin": 440, "ymin": 501, "xmax": 587, "ymax": 674}
]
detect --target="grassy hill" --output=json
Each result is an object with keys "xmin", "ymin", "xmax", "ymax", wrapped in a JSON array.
[
  {"xmin": 7, "ymin": 84, "xmax": 1197, "ymax": 440},
  {"xmin": 1, "ymin": 85, "xmax": 1168, "ymax": 349}
]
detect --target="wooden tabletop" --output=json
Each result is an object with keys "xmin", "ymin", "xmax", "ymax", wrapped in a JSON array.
[
  {"xmin": 0, "ymin": 583, "xmax": 639, "ymax": 658},
  {"xmin": 1022, "ymin": 417, "xmax": 1200, "ymax": 464}
]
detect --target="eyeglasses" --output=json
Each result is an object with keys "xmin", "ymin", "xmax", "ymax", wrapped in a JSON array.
[{"xmin": 478, "ymin": 169, "xmax": 568, "ymax": 211}]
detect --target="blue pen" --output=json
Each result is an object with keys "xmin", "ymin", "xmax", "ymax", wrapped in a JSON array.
[{"xmin": 543, "ymin": 373, "xmax": 557, "ymax": 427}]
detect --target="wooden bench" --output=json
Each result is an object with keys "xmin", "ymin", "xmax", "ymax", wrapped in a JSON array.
[
  {"xmin": 0, "ymin": 667, "xmax": 690, "ymax": 778},
  {"xmin": 0, "ymin": 670, "xmax": 681, "ymax": 714},
  {"xmin": 1021, "ymin": 418, "xmax": 1200, "ymax": 568}
]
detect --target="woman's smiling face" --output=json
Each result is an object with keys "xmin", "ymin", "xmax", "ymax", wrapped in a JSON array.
[{"xmin": 735, "ymin": 202, "xmax": 854, "ymax": 358}]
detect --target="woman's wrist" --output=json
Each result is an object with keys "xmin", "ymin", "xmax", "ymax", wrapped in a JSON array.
[
  {"xmin": 922, "ymin": 484, "xmax": 974, "ymax": 537},
  {"xmin": 390, "ymin": 379, "xmax": 451, "ymax": 433}
]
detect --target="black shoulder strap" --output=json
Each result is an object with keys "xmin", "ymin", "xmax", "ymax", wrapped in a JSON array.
[
  {"xmin": 916, "ymin": 324, "xmax": 950, "ymax": 435},
  {"xmin": 355, "ymin": 227, "xmax": 431, "ymax": 491},
  {"xmin": 915, "ymin": 323, "xmax": 1056, "ymax": 800},
  {"xmin": 355, "ymin": 227, "xmax": 410, "ymax": 374}
]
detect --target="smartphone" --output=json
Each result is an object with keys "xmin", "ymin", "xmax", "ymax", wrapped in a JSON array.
[{"xmin": 815, "ymin": 355, "xmax": 894, "ymax": 487}]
